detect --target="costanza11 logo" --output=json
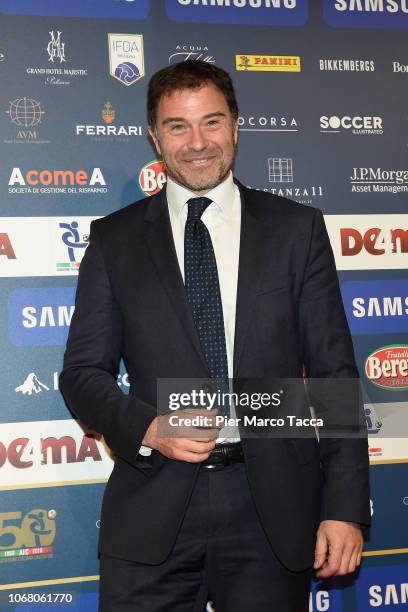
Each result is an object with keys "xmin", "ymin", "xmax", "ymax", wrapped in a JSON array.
[
  {"xmin": 108, "ymin": 34, "xmax": 145, "ymax": 86},
  {"xmin": 246, "ymin": 158, "xmax": 323, "ymax": 206},
  {"xmin": 165, "ymin": 0, "xmax": 308, "ymax": 27},
  {"xmin": 75, "ymin": 102, "xmax": 144, "ymax": 141},
  {"xmin": 4, "ymin": 97, "xmax": 50, "ymax": 145},
  {"xmin": 26, "ymin": 30, "xmax": 88, "ymax": 86}
]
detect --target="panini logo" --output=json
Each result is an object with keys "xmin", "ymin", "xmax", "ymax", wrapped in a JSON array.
[
  {"xmin": 365, "ymin": 345, "xmax": 408, "ymax": 390},
  {"xmin": 236, "ymin": 54, "xmax": 300, "ymax": 71}
]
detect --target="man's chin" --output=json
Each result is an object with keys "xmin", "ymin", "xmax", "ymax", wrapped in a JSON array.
[{"xmin": 169, "ymin": 169, "xmax": 229, "ymax": 193}]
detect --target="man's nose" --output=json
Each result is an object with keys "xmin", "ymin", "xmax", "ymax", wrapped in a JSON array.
[{"xmin": 188, "ymin": 126, "xmax": 207, "ymax": 151}]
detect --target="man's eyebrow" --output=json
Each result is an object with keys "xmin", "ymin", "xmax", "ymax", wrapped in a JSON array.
[{"xmin": 161, "ymin": 112, "xmax": 227, "ymax": 126}]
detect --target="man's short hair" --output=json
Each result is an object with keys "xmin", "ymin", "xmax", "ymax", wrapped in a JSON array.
[{"xmin": 147, "ymin": 60, "xmax": 239, "ymax": 129}]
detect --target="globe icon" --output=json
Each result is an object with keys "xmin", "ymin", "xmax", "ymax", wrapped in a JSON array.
[
  {"xmin": 115, "ymin": 62, "xmax": 140, "ymax": 85},
  {"xmin": 7, "ymin": 97, "xmax": 44, "ymax": 127}
]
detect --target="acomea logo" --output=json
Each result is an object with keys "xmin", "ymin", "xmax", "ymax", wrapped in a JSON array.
[{"xmin": 138, "ymin": 160, "xmax": 167, "ymax": 196}]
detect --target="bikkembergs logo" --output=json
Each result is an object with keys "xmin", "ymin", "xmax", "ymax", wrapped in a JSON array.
[
  {"xmin": 236, "ymin": 54, "xmax": 300, "ymax": 71},
  {"xmin": 8, "ymin": 167, "xmax": 107, "ymax": 195},
  {"xmin": 75, "ymin": 102, "xmax": 143, "ymax": 140},
  {"xmin": 165, "ymin": 0, "xmax": 308, "ymax": 26},
  {"xmin": 319, "ymin": 58, "xmax": 375, "ymax": 71},
  {"xmin": 350, "ymin": 167, "xmax": 408, "ymax": 193},
  {"xmin": 323, "ymin": 0, "xmax": 408, "ymax": 28},
  {"xmin": 365, "ymin": 345, "xmax": 408, "ymax": 391},
  {"xmin": 320, "ymin": 115, "xmax": 383, "ymax": 135}
]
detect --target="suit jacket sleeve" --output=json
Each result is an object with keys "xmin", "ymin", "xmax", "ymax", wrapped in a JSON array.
[
  {"xmin": 298, "ymin": 208, "xmax": 371, "ymax": 527},
  {"xmin": 59, "ymin": 220, "xmax": 157, "ymax": 467}
]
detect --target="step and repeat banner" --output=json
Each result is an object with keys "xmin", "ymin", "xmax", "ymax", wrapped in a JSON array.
[{"xmin": 0, "ymin": 1, "xmax": 407, "ymax": 610}]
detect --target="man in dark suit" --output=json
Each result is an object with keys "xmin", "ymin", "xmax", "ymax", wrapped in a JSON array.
[{"xmin": 60, "ymin": 61, "xmax": 370, "ymax": 611}]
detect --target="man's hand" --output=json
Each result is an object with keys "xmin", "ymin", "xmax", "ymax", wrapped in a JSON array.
[
  {"xmin": 314, "ymin": 520, "xmax": 363, "ymax": 578},
  {"xmin": 142, "ymin": 409, "xmax": 220, "ymax": 463}
]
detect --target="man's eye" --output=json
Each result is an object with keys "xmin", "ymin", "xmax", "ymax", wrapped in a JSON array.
[
  {"xmin": 170, "ymin": 124, "xmax": 186, "ymax": 133},
  {"xmin": 207, "ymin": 119, "xmax": 220, "ymax": 128}
]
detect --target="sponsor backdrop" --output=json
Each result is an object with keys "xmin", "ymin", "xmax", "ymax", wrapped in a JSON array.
[{"xmin": 0, "ymin": 1, "xmax": 407, "ymax": 610}]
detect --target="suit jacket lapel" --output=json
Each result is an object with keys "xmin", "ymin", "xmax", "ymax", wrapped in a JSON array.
[
  {"xmin": 233, "ymin": 182, "xmax": 269, "ymax": 377},
  {"xmin": 144, "ymin": 189, "xmax": 209, "ymax": 374}
]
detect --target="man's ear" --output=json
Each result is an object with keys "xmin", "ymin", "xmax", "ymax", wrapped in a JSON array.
[
  {"xmin": 233, "ymin": 119, "xmax": 239, "ymax": 145},
  {"xmin": 148, "ymin": 125, "xmax": 161, "ymax": 156}
]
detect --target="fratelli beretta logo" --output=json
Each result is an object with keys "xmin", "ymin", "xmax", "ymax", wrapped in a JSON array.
[
  {"xmin": 165, "ymin": 0, "xmax": 308, "ymax": 26},
  {"xmin": 108, "ymin": 34, "xmax": 144, "ymax": 86},
  {"xmin": 323, "ymin": 0, "xmax": 408, "ymax": 29}
]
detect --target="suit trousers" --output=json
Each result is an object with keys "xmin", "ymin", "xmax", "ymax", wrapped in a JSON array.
[{"xmin": 99, "ymin": 461, "xmax": 312, "ymax": 612}]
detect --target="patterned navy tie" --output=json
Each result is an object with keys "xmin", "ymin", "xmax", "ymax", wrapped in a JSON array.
[{"xmin": 184, "ymin": 197, "xmax": 229, "ymax": 415}]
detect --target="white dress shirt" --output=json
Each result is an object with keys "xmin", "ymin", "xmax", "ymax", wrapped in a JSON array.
[{"xmin": 140, "ymin": 172, "xmax": 241, "ymax": 455}]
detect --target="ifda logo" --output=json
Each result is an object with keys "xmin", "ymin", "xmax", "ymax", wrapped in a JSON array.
[
  {"xmin": 108, "ymin": 34, "xmax": 145, "ymax": 86},
  {"xmin": 139, "ymin": 160, "xmax": 167, "ymax": 196}
]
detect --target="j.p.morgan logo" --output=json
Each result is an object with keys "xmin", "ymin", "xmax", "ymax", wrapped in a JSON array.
[
  {"xmin": 320, "ymin": 115, "xmax": 383, "ymax": 134},
  {"xmin": 365, "ymin": 345, "xmax": 408, "ymax": 390},
  {"xmin": 350, "ymin": 167, "xmax": 408, "ymax": 193}
]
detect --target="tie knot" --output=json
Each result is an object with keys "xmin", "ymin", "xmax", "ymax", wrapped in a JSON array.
[{"xmin": 187, "ymin": 197, "xmax": 212, "ymax": 222}]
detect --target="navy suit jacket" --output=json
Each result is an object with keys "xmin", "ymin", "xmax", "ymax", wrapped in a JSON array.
[{"xmin": 60, "ymin": 181, "xmax": 370, "ymax": 571}]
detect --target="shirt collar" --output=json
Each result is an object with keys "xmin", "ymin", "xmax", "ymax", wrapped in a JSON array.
[{"xmin": 166, "ymin": 171, "xmax": 236, "ymax": 219}]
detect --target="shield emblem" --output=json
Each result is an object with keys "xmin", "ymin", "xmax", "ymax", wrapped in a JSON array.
[{"xmin": 108, "ymin": 33, "xmax": 145, "ymax": 86}]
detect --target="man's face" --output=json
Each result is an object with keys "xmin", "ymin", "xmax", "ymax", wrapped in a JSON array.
[{"xmin": 148, "ymin": 82, "xmax": 238, "ymax": 195}]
